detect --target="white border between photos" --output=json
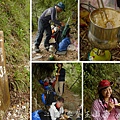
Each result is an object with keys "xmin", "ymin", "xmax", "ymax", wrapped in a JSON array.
[
  {"xmin": 30, "ymin": 0, "xmax": 32, "ymax": 119},
  {"xmin": 78, "ymin": 0, "xmax": 80, "ymax": 61},
  {"xmin": 29, "ymin": 0, "xmax": 120, "ymax": 120}
]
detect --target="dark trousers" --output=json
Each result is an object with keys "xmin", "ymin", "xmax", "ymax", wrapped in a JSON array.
[
  {"xmin": 117, "ymin": 0, "xmax": 120, "ymax": 7},
  {"xmin": 34, "ymin": 19, "xmax": 52, "ymax": 47}
]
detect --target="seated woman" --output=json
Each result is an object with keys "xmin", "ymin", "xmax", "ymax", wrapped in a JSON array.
[{"xmin": 91, "ymin": 79, "xmax": 120, "ymax": 120}]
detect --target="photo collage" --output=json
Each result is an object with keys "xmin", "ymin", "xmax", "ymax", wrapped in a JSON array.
[{"xmin": 0, "ymin": 0, "xmax": 120, "ymax": 120}]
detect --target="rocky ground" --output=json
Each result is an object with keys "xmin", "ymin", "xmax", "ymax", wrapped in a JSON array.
[
  {"xmin": 32, "ymin": 31, "xmax": 78, "ymax": 61},
  {"xmin": 4, "ymin": 91, "xmax": 30, "ymax": 120}
]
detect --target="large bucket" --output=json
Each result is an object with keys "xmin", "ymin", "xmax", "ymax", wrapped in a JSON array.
[{"xmin": 88, "ymin": 8, "xmax": 120, "ymax": 50}]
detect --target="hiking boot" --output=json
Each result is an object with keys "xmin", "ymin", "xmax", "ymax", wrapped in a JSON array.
[{"xmin": 34, "ymin": 45, "xmax": 40, "ymax": 53}]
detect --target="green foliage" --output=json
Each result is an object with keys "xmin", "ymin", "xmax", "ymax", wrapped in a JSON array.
[
  {"xmin": 84, "ymin": 63, "xmax": 120, "ymax": 112},
  {"xmin": 0, "ymin": 0, "xmax": 30, "ymax": 92},
  {"xmin": 32, "ymin": 0, "xmax": 78, "ymax": 31},
  {"xmin": 63, "ymin": 63, "xmax": 82, "ymax": 97},
  {"xmin": 32, "ymin": 63, "xmax": 81, "ymax": 111}
]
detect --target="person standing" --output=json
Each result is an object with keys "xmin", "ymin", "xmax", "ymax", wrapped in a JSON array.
[
  {"xmin": 55, "ymin": 63, "xmax": 65, "ymax": 96},
  {"xmin": 34, "ymin": 2, "xmax": 65, "ymax": 52}
]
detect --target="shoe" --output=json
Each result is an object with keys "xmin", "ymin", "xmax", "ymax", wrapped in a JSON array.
[
  {"xmin": 45, "ymin": 46, "xmax": 49, "ymax": 51},
  {"xmin": 34, "ymin": 45, "xmax": 40, "ymax": 53}
]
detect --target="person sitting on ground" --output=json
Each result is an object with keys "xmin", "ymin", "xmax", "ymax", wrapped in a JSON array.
[
  {"xmin": 91, "ymin": 79, "xmax": 120, "ymax": 120},
  {"xmin": 44, "ymin": 75, "xmax": 52, "ymax": 86},
  {"xmin": 34, "ymin": 2, "xmax": 65, "ymax": 52},
  {"xmin": 49, "ymin": 97, "xmax": 71, "ymax": 120},
  {"xmin": 49, "ymin": 76, "xmax": 56, "ymax": 88}
]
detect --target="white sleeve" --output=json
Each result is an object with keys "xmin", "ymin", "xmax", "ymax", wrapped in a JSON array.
[
  {"xmin": 49, "ymin": 107, "xmax": 60, "ymax": 120},
  {"xmin": 49, "ymin": 107, "xmax": 56, "ymax": 120}
]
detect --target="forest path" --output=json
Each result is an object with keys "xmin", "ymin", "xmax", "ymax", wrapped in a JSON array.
[
  {"xmin": 61, "ymin": 85, "xmax": 81, "ymax": 120},
  {"xmin": 32, "ymin": 30, "xmax": 78, "ymax": 61},
  {"xmin": 63, "ymin": 85, "xmax": 81, "ymax": 111},
  {"xmin": 4, "ymin": 91, "xmax": 30, "ymax": 120}
]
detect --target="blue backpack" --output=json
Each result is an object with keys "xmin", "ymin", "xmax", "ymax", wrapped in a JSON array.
[
  {"xmin": 32, "ymin": 110, "xmax": 51, "ymax": 120},
  {"xmin": 32, "ymin": 110, "xmax": 42, "ymax": 120},
  {"xmin": 58, "ymin": 37, "xmax": 71, "ymax": 51},
  {"xmin": 41, "ymin": 90, "xmax": 56, "ymax": 106}
]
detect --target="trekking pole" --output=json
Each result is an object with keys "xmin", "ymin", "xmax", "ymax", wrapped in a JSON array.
[{"xmin": 69, "ymin": 75, "xmax": 81, "ymax": 89}]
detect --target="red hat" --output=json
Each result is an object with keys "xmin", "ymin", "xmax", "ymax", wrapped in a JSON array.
[{"xmin": 98, "ymin": 80, "xmax": 113, "ymax": 91}]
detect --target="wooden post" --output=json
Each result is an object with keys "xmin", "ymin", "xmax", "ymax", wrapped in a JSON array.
[{"xmin": 0, "ymin": 31, "xmax": 10, "ymax": 119}]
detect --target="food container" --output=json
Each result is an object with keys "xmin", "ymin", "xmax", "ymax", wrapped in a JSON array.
[{"xmin": 88, "ymin": 8, "xmax": 120, "ymax": 50}]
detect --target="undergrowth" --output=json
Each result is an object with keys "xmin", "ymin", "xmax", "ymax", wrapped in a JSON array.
[{"xmin": 0, "ymin": 0, "xmax": 30, "ymax": 92}]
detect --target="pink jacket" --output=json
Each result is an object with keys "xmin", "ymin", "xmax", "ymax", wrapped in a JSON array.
[{"xmin": 91, "ymin": 98, "xmax": 120, "ymax": 120}]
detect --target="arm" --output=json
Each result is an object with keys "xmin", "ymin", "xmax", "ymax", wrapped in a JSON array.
[
  {"xmin": 49, "ymin": 107, "xmax": 56, "ymax": 120},
  {"xmin": 91, "ymin": 100, "xmax": 110, "ymax": 120},
  {"xmin": 49, "ymin": 107, "xmax": 60, "ymax": 120},
  {"xmin": 51, "ymin": 7, "xmax": 61, "ymax": 26}
]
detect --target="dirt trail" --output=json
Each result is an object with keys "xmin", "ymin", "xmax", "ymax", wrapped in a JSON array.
[
  {"xmin": 32, "ymin": 84, "xmax": 81, "ymax": 120},
  {"xmin": 63, "ymin": 85, "xmax": 81, "ymax": 111},
  {"xmin": 4, "ymin": 91, "xmax": 30, "ymax": 120},
  {"xmin": 60, "ymin": 85, "xmax": 81, "ymax": 120},
  {"xmin": 32, "ymin": 32, "xmax": 78, "ymax": 61}
]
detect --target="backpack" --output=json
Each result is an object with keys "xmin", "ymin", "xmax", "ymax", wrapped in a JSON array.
[
  {"xmin": 32, "ymin": 110, "xmax": 42, "ymax": 120},
  {"xmin": 38, "ymin": 110, "xmax": 51, "ymax": 120},
  {"xmin": 32, "ymin": 110, "xmax": 51, "ymax": 120},
  {"xmin": 41, "ymin": 90, "xmax": 56, "ymax": 106}
]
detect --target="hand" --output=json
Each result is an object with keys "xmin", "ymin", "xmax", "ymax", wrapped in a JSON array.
[
  {"xmin": 107, "ymin": 102, "xmax": 115, "ymax": 112},
  {"xmin": 64, "ymin": 109, "xmax": 68, "ymax": 113},
  {"xmin": 60, "ymin": 22, "xmax": 65, "ymax": 26},
  {"xmin": 56, "ymin": 73, "xmax": 60, "ymax": 75}
]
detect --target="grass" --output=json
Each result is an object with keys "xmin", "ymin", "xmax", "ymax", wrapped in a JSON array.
[{"xmin": 0, "ymin": 0, "xmax": 30, "ymax": 92}]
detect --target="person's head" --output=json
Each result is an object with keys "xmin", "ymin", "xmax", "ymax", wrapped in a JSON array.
[
  {"xmin": 98, "ymin": 80, "xmax": 113, "ymax": 100},
  {"xmin": 55, "ymin": 2, "xmax": 65, "ymax": 12},
  {"xmin": 56, "ymin": 63, "xmax": 63, "ymax": 68},
  {"xmin": 56, "ymin": 97, "xmax": 64, "ymax": 108}
]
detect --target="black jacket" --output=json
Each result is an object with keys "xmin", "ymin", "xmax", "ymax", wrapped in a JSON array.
[
  {"xmin": 56, "ymin": 68, "xmax": 65, "ymax": 82},
  {"xmin": 117, "ymin": 0, "xmax": 120, "ymax": 7}
]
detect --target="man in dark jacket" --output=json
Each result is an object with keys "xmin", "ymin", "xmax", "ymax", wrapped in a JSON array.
[
  {"xmin": 34, "ymin": 2, "xmax": 65, "ymax": 52},
  {"xmin": 55, "ymin": 63, "xmax": 65, "ymax": 96}
]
